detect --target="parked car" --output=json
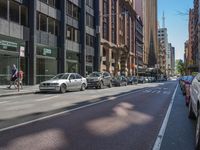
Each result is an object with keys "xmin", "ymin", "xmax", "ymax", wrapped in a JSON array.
[
  {"xmin": 86, "ymin": 71, "xmax": 112, "ymax": 89},
  {"xmin": 144, "ymin": 77, "xmax": 149, "ymax": 83},
  {"xmin": 111, "ymin": 76, "xmax": 128, "ymax": 86},
  {"xmin": 138, "ymin": 76, "xmax": 145, "ymax": 84},
  {"xmin": 180, "ymin": 76, "xmax": 193, "ymax": 95},
  {"xmin": 39, "ymin": 73, "xmax": 87, "ymax": 93},
  {"xmin": 127, "ymin": 76, "xmax": 138, "ymax": 85},
  {"xmin": 179, "ymin": 76, "xmax": 188, "ymax": 92},
  {"xmin": 188, "ymin": 73, "xmax": 200, "ymax": 149},
  {"xmin": 184, "ymin": 76, "xmax": 194, "ymax": 106}
]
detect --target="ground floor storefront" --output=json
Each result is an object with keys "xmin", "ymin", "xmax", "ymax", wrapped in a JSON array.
[{"xmin": 0, "ymin": 35, "xmax": 26, "ymax": 85}]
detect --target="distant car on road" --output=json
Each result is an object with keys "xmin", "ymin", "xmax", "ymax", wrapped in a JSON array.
[
  {"xmin": 86, "ymin": 71, "xmax": 112, "ymax": 89},
  {"xmin": 188, "ymin": 73, "xmax": 200, "ymax": 149},
  {"xmin": 111, "ymin": 76, "xmax": 128, "ymax": 86},
  {"xmin": 39, "ymin": 73, "xmax": 87, "ymax": 93}
]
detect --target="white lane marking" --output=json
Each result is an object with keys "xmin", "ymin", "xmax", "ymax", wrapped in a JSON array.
[
  {"xmin": 152, "ymin": 84, "xmax": 178, "ymax": 150},
  {"xmin": 0, "ymin": 89, "xmax": 145, "ymax": 132},
  {"xmin": 35, "ymin": 95, "xmax": 59, "ymax": 102},
  {"xmin": 0, "ymin": 101, "xmax": 9, "ymax": 104}
]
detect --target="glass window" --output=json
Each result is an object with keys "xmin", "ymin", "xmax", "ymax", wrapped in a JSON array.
[
  {"xmin": 66, "ymin": 26, "xmax": 79, "ymax": 43},
  {"xmin": 73, "ymin": 5, "xmax": 79, "ymax": 20},
  {"xmin": 36, "ymin": 57, "xmax": 57, "ymax": 83},
  {"xmin": 40, "ymin": 14, "xmax": 47, "ymax": 31},
  {"xmin": 76, "ymin": 74, "xmax": 82, "ymax": 79},
  {"xmin": 48, "ymin": 17, "xmax": 55, "ymax": 34},
  {"xmin": 0, "ymin": 0, "xmax": 7, "ymax": 19},
  {"xmin": 37, "ymin": 12, "xmax": 40, "ymax": 30},
  {"xmin": 48, "ymin": 0, "xmax": 55, "ymax": 7},
  {"xmin": 86, "ymin": 13, "xmax": 94, "ymax": 28},
  {"xmin": 21, "ymin": 5, "xmax": 27, "ymax": 26},
  {"xmin": 66, "ymin": 61, "xmax": 79, "ymax": 73},
  {"xmin": 67, "ymin": 1, "xmax": 73, "ymax": 16},
  {"xmin": 69, "ymin": 74, "xmax": 75, "ymax": 79},
  {"xmin": 10, "ymin": 1, "xmax": 19, "ymax": 23},
  {"xmin": 86, "ymin": 55, "xmax": 93, "ymax": 63},
  {"xmin": 66, "ymin": 51, "xmax": 79, "ymax": 61},
  {"xmin": 86, "ymin": 66, "xmax": 93, "ymax": 75},
  {"xmin": 66, "ymin": 26, "xmax": 73, "ymax": 40},
  {"xmin": 55, "ymin": 21, "xmax": 59, "ymax": 36}
]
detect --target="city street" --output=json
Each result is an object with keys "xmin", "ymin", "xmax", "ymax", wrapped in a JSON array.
[{"xmin": 0, "ymin": 81, "xmax": 195, "ymax": 150}]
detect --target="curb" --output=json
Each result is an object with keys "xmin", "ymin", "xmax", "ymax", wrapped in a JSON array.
[{"xmin": 0, "ymin": 91, "xmax": 39, "ymax": 98}]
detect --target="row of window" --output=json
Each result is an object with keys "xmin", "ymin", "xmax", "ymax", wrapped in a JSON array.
[
  {"xmin": 37, "ymin": 12, "xmax": 59, "ymax": 36},
  {"xmin": 86, "ymin": 34, "xmax": 94, "ymax": 47},
  {"xmin": 0, "ymin": 0, "xmax": 27, "ymax": 26},
  {"xmin": 40, "ymin": 0, "xmax": 60, "ymax": 9},
  {"xmin": 66, "ymin": 1, "xmax": 80, "ymax": 20},
  {"xmin": 86, "ymin": 13, "xmax": 94, "ymax": 28},
  {"xmin": 66, "ymin": 25, "xmax": 80, "ymax": 43}
]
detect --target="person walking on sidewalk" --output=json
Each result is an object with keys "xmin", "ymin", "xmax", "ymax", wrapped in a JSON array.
[
  {"xmin": 16, "ymin": 69, "xmax": 24, "ymax": 89},
  {"xmin": 7, "ymin": 64, "xmax": 18, "ymax": 89}
]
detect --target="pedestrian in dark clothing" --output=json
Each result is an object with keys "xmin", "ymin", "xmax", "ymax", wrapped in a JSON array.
[{"xmin": 7, "ymin": 64, "xmax": 18, "ymax": 89}]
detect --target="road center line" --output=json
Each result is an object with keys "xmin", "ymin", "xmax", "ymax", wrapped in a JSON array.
[
  {"xmin": 0, "ymin": 89, "xmax": 145, "ymax": 132},
  {"xmin": 152, "ymin": 84, "xmax": 178, "ymax": 150}
]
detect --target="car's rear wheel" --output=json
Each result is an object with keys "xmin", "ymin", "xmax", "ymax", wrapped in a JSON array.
[
  {"xmin": 196, "ymin": 107, "xmax": 200, "ymax": 150},
  {"xmin": 188, "ymin": 100, "xmax": 195, "ymax": 119},
  {"xmin": 60, "ymin": 84, "xmax": 66, "ymax": 93},
  {"xmin": 80, "ymin": 83, "xmax": 86, "ymax": 91}
]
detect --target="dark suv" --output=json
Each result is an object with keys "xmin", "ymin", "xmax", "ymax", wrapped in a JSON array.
[{"xmin": 86, "ymin": 71, "xmax": 112, "ymax": 89}]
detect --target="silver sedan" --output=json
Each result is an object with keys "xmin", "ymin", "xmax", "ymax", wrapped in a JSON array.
[{"xmin": 39, "ymin": 73, "xmax": 87, "ymax": 93}]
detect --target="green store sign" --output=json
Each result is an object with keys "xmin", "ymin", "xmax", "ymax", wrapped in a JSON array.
[
  {"xmin": 37, "ymin": 46, "xmax": 57, "ymax": 57},
  {"xmin": 43, "ymin": 48, "xmax": 52, "ymax": 56},
  {"xmin": 0, "ymin": 40, "xmax": 18, "ymax": 52}
]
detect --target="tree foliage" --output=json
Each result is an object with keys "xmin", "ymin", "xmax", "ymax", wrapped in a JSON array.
[{"xmin": 176, "ymin": 59, "xmax": 185, "ymax": 75}]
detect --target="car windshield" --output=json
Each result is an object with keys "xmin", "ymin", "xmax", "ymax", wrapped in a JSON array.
[
  {"xmin": 89, "ymin": 72, "xmax": 102, "ymax": 77},
  {"xmin": 51, "ymin": 73, "xmax": 69, "ymax": 79}
]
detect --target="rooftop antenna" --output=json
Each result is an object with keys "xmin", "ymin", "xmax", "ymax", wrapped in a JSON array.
[{"xmin": 162, "ymin": 11, "xmax": 165, "ymax": 28}]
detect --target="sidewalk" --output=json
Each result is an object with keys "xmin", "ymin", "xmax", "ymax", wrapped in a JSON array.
[{"xmin": 0, "ymin": 85, "xmax": 39, "ymax": 97}]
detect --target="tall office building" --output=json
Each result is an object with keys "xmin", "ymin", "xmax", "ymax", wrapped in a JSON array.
[
  {"xmin": 97, "ymin": 0, "xmax": 137, "ymax": 76},
  {"xmin": 0, "ymin": 0, "xmax": 96, "ymax": 85},
  {"xmin": 171, "ymin": 46, "xmax": 175, "ymax": 75},
  {"xmin": 135, "ymin": 0, "xmax": 144, "ymax": 74},
  {"xmin": 143, "ymin": 0, "xmax": 158, "ymax": 68}
]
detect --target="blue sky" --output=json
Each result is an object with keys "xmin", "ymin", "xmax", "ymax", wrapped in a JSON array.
[{"xmin": 158, "ymin": 0, "xmax": 193, "ymax": 60}]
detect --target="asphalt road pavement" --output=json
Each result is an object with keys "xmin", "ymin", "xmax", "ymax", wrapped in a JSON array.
[{"xmin": 0, "ymin": 81, "xmax": 179, "ymax": 150}]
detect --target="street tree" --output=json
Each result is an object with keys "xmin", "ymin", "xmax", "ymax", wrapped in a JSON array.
[{"xmin": 176, "ymin": 59, "xmax": 185, "ymax": 75}]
